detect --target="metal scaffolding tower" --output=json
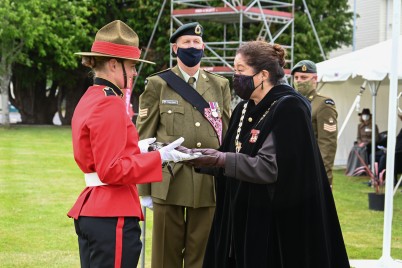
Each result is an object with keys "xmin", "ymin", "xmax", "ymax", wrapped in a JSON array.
[{"xmin": 170, "ymin": 0, "xmax": 295, "ymax": 76}]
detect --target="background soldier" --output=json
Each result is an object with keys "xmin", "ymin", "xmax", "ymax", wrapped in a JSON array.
[
  {"xmin": 292, "ymin": 60, "xmax": 338, "ymax": 187},
  {"xmin": 136, "ymin": 22, "xmax": 231, "ymax": 268}
]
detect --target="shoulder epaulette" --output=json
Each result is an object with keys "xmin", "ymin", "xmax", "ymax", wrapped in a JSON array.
[
  {"xmin": 316, "ymin": 94, "xmax": 335, "ymax": 105},
  {"xmin": 145, "ymin": 69, "xmax": 172, "ymax": 86},
  {"xmin": 148, "ymin": 68, "xmax": 171, "ymax": 78},
  {"xmin": 203, "ymin": 69, "xmax": 226, "ymax": 79}
]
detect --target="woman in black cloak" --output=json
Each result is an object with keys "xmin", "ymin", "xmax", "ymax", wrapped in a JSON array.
[{"xmin": 181, "ymin": 40, "xmax": 349, "ymax": 268}]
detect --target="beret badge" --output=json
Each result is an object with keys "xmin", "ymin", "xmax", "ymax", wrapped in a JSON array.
[{"xmin": 195, "ymin": 24, "xmax": 202, "ymax": 35}]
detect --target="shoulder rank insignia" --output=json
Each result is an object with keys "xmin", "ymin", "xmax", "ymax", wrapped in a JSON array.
[
  {"xmin": 139, "ymin": 108, "xmax": 148, "ymax": 118},
  {"xmin": 323, "ymin": 123, "xmax": 337, "ymax": 132},
  {"xmin": 103, "ymin": 87, "xmax": 118, "ymax": 97},
  {"xmin": 325, "ymin": 99, "xmax": 335, "ymax": 105}
]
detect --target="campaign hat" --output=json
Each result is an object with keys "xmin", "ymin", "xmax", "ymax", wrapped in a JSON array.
[
  {"xmin": 169, "ymin": 22, "xmax": 204, "ymax": 43},
  {"xmin": 75, "ymin": 20, "xmax": 154, "ymax": 64},
  {"xmin": 358, "ymin": 108, "xmax": 372, "ymax": 116},
  {"xmin": 291, "ymin": 60, "xmax": 317, "ymax": 75}
]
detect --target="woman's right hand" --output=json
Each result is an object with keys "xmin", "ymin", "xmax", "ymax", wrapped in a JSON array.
[
  {"xmin": 187, "ymin": 148, "xmax": 226, "ymax": 167},
  {"xmin": 176, "ymin": 146, "xmax": 193, "ymax": 154}
]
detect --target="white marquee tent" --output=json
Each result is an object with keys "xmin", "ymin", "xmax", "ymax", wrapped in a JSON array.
[
  {"xmin": 317, "ymin": 37, "xmax": 402, "ymax": 166},
  {"xmin": 318, "ymin": 37, "xmax": 402, "ymax": 82},
  {"xmin": 316, "ymin": 31, "xmax": 402, "ymax": 267}
]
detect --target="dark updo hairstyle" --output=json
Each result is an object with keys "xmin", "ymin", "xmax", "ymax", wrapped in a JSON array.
[{"xmin": 236, "ymin": 41, "xmax": 286, "ymax": 85}]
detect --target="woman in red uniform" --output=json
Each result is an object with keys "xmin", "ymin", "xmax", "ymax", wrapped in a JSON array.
[{"xmin": 68, "ymin": 20, "xmax": 188, "ymax": 268}]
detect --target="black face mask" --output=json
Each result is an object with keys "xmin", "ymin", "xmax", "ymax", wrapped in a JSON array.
[
  {"xmin": 177, "ymin": 47, "xmax": 203, "ymax": 67},
  {"xmin": 232, "ymin": 73, "xmax": 261, "ymax": 100}
]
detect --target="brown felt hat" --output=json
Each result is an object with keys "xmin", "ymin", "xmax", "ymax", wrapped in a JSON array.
[{"xmin": 75, "ymin": 20, "xmax": 154, "ymax": 64}]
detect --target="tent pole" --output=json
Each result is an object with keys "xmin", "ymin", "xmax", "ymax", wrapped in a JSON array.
[
  {"xmin": 394, "ymin": 174, "xmax": 402, "ymax": 195},
  {"xmin": 337, "ymin": 80, "xmax": 366, "ymax": 139},
  {"xmin": 316, "ymin": 82, "xmax": 325, "ymax": 93},
  {"xmin": 368, "ymin": 81, "xmax": 380, "ymax": 174},
  {"xmin": 380, "ymin": 0, "xmax": 400, "ymax": 265}
]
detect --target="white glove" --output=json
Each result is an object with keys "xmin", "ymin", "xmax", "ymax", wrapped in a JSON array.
[
  {"xmin": 138, "ymin": 137, "xmax": 156, "ymax": 153},
  {"xmin": 140, "ymin": 196, "xmax": 153, "ymax": 210},
  {"xmin": 158, "ymin": 137, "xmax": 192, "ymax": 163},
  {"xmin": 161, "ymin": 149, "xmax": 194, "ymax": 163}
]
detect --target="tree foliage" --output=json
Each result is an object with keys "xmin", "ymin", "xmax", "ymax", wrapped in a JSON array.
[
  {"xmin": 3, "ymin": 0, "xmax": 353, "ymax": 125},
  {"xmin": 0, "ymin": 0, "xmax": 92, "ymax": 125},
  {"xmin": 292, "ymin": 0, "xmax": 353, "ymax": 63},
  {"xmin": 0, "ymin": 0, "xmax": 48, "ymax": 126}
]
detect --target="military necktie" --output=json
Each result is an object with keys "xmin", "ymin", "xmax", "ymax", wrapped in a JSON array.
[{"xmin": 188, "ymin": 77, "xmax": 196, "ymax": 88}]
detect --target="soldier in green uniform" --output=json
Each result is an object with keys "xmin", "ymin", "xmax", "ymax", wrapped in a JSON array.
[
  {"xmin": 292, "ymin": 60, "xmax": 338, "ymax": 187},
  {"xmin": 136, "ymin": 22, "xmax": 231, "ymax": 268}
]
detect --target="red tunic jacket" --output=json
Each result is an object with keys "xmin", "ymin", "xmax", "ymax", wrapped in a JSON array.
[{"xmin": 68, "ymin": 81, "xmax": 162, "ymax": 220}]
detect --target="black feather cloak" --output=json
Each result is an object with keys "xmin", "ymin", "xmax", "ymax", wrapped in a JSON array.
[{"xmin": 203, "ymin": 84, "xmax": 349, "ymax": 268}]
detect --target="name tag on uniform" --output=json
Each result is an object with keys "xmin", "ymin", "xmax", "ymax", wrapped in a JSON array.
[{"xmin": 162, "ymin": 100, "xmax": 179, "ymax": 105}]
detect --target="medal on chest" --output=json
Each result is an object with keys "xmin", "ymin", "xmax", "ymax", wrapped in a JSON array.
[
  {"xmin": 249, "ymin": 129, "xmax": 260, "ymax": 143},
  {"xmin": 209, "ymin": 101, "xmax": 220, "ymax": 118}
]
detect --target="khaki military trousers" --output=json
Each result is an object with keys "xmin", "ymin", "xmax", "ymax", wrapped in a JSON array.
[{"xmin": 151, "ymin": 203, "xmax": 215, "ymax": 268}]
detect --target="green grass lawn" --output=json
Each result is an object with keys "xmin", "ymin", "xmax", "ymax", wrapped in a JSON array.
[{"xmin": 0, "ymin": 125, "xmax": 401, "ymax": 267}]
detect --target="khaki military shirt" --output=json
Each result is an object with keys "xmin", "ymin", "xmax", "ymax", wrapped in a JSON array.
[
  {"xmin": 307, "ymin": 91, "xmax": 338, "ymax": 185},
  {"xmin": 136, "ymin": 66, "xmax": 231, "ymax": 208}
]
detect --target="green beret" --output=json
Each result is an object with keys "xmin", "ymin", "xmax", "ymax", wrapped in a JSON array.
[
  {"xmin": 291, "ymin": 60, "xmax": 317, "ymax": 75},
  {"xmin": 170, "ymin": 22, "xmax": 203, "ymax": 43}
]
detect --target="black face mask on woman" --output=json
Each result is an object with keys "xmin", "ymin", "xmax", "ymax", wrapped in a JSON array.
[
  {"xmin": 177, "ymin": 47, "xmax": 204, "ymax": 67},
  {"xmin": 232, "ymin": 73, "xmax": 262, "ymax": 100}
]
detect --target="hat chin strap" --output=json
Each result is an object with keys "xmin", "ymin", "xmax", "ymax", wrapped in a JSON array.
[{"xmin": 118, "ymin": 60, "xmax": 128, "ymax": 89}]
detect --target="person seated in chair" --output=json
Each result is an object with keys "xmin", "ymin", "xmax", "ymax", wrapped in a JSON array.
[
  {"xmin": 378, "ymin": 114, "xmax": 402, "ymax": 184},
  {"xmin": 345, "ymin": 108, "xmax": 379, "ymax": 176}
]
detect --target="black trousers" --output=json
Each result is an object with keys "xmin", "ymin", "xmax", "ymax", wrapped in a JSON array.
[{"xmin": 74, "ymin": 216, "xmax": 142, "ymax": 268}]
